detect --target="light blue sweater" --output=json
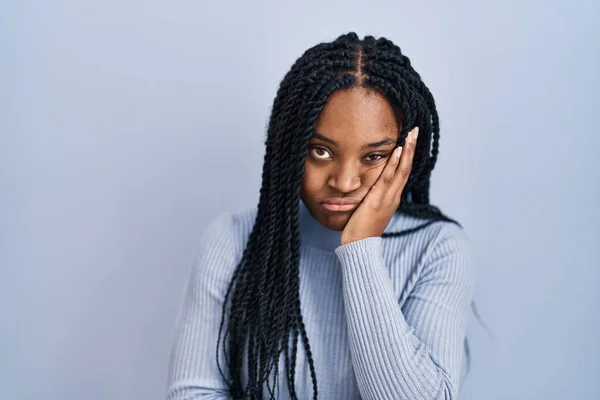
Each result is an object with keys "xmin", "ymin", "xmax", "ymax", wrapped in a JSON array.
[{"xmin": 166, "ymin": 199, "xmax": 475, "ymax": 400}]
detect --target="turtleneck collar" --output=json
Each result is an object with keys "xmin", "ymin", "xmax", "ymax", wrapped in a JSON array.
[{"xmin": 298, "ymin": 198, "xmax": 344, "ymax": 252}]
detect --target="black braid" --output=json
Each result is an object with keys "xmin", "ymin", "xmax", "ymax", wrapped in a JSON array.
[{"xmin": 216, "ymin": 32, "xmax": 480, "ymax": 399}]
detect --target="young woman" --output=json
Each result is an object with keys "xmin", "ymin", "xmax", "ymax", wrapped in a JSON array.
[{"xmin": 166, "ymin": 32, "xmax": 475, "ymax": 400}]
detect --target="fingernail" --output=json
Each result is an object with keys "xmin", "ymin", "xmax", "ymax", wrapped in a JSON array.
[
  {"xmin": 396, "ymin": 146, "xmax": 402, "ymax": 159},
  {"xmin": 410, "ymin": 128, "xmax": 418, "ymax": 142}
]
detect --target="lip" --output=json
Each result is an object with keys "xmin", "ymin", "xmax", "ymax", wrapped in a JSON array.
[{"xmin": 320, "ymin": 199, "xmax": 360, "ymax": 212}]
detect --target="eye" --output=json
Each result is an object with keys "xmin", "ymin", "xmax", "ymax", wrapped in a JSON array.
[
  {"xmin": 364, "ymin": 153, "xmax": 390, "ymax": 162},
  {"xmin": 309, "ymin": 146, "xmax": 332, "ymax": 160}
]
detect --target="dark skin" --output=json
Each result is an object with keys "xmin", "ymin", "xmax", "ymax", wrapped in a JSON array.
[{"xmin": 300, "ymin": 86, "xmax": 419, "ymax": 245}]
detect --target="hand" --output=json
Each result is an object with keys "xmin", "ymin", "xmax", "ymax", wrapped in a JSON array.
[{"xmin": 340, "ymin": 127, "xmax": 419, "ymax": 245}]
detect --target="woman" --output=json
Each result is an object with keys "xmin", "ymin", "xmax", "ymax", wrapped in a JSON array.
[{"xmin": 166, "ymin": 32, "xmax": 475, "ymax": 400}]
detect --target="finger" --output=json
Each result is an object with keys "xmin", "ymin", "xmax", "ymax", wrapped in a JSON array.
[
  {"xmin": 380, "ymin": 145, "xmax": 403, "ymax": 187},
  {"xmin": 391, "ymin": 127, "xmax": 418, "ymax": 193},
  {"xmin": 369, "ymin": 145, "xmax": 402, "ymax": 198}
]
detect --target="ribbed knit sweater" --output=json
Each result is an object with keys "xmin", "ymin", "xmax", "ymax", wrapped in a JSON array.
[{"xmin": 166, "ymin": 198, "xmax": 475, "ymax": 400}]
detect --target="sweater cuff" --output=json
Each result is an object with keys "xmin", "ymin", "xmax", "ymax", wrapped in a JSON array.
[{"xmin": 334, "ymin": 236, "xmax": 384, "ymax": 268}]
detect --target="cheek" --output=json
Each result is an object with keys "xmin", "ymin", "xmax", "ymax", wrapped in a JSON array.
[
  {"xmin": 301, "ymin": 163, "xmax": 326, "ymax": 192},
  {"xmin": 363, "ymin": 164, "xmax": 386, "ymax": 187}
]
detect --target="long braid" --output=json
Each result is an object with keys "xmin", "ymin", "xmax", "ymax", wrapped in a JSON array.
[{"xmin": 216, "ymin": 32, "xmax": 476, "ymax": 400}]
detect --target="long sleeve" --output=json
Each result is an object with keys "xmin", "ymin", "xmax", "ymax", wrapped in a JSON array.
[
  {"xmin": 166, "ymin": 212, "xmax": 238, "ymax": 400},
  {"xmin": 334, "ymin": 222, "xmax": 475, "ymax": 400}
]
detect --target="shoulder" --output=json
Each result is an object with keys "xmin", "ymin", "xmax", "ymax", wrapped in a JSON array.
[
  {"xmin": 199, "ymin": 204, "xmax": 257, "ymax": 252},
  {"xmin": 384, "ymin": 213, "xmax": 474, "ymax": 281},
  {"xmin": 192, "ymin": 204, "xmax": 258, "ymax": 280},
  {"xmin": 202, "ymin": 203, "xmax": 256, "ymax": 235},
  {"xmin": 385, "ymin": 212, "xmax": 471, "ymax": 253}
]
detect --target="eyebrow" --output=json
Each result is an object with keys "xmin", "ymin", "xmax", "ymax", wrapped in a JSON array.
[{"xmin": 312, "ymin": 131, "xmax": 396, "ymax": 149}]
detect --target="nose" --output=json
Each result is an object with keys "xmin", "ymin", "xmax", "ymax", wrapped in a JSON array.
[{"xmin": 327, "ymin": 162, "xmax": 362, "ymax": 194}]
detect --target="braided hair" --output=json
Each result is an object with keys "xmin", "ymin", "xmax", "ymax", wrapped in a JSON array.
[{"xmin": 216, "ymin": 32, "xmax": 472, "ymax": 400}]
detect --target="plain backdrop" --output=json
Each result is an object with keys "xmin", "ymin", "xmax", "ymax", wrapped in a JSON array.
[{"xmin": 1, "ymin": 1, "xmax": 598, "ymax": 399}]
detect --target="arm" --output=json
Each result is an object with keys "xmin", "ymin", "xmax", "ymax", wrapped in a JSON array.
[
  {"xmin": 334, "ymin": 222, "xmax": 475, "ymax": 400},
  {"xmin": 166, "ymin": 213, "xmax": 238, "ymax": 400}
]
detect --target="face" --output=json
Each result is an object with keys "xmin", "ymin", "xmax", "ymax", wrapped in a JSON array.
[{"xmin": 301, "ymin": 86, "xmax": 400, "ymax": 231}]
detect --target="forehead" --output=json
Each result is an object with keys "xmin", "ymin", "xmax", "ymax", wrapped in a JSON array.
[{"xmin": 315, "ymin": 86, "xmax": 399, "ymax": 144}]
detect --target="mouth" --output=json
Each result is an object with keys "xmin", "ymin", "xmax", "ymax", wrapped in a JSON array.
[{"xmin": 320, "ymin": 201, "xmax": 360, "ymax": 212}]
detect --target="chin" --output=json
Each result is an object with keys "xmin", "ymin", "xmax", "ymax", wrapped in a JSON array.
[{"xmin": 318, "ymin": 213, "xmax": 350, "ymax": 231}]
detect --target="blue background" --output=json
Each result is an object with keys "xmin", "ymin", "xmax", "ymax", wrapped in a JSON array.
[{"xmin": 1, "ymin": 1, "xmax": 598, "ymax": 399}]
